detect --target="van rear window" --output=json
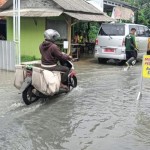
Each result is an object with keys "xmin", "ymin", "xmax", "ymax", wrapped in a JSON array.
[{"xmin": 99, "ymin": 24, "xmax": 125, "ymax": 36}]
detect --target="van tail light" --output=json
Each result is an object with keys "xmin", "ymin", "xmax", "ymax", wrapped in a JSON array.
[
  {"xmin": 95, "ymin": 39, "xmax": 99, "ymax": 45},
  {"xmin": 122, "ymin": 38, "xmax": 125, "ymax": 46}
]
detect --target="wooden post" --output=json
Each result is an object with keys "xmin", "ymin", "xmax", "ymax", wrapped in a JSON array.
[
  {"xmin": 67, "ymin": 17, "xmax": 72, "ymax": 55},
  {"xmin": 64, "ymin": 15, "xmax": 77, "ymax": 55},
  {"xmin": 87, "ymin": 22, "xmax": 90, "ymax": 42}
]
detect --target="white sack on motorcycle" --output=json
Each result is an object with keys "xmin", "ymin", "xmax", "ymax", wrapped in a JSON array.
[
  {"xmin": 14, "ymin": 65, "xmax": 26, "ymax": 89},
  {"xmin": 32, "ymin": 67, "xmax": 61, "ymax": 95}
]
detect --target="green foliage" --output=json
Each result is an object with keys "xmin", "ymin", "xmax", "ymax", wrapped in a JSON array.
[
  {"xmin": 122, "ymin": 0, "xmax": 150, "ymax": 27},
  {"xmin": 21, "ymin": 55, "xmax": 39, "ymax": 62},
  {"xmin": 88, "ymin": 23, "xmax": 99, "ymax": 42},
  {"xmin": 136, "ymin": 2, "xmax": 150, "ymax": 27},
  {"xmin": 73, "ymin": 22, "xmax": 99, "ymax": 42}
]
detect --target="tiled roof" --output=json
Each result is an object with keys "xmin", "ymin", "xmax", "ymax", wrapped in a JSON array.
[
  {"xmin": 0, "ymin": 0, "xmax": 114, "ymax": 22},
  {"xmin": 53, "ymin": 0, "xmax": 102, "ymax": 14}
]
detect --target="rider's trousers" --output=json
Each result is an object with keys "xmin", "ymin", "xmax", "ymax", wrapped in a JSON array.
[{"xmin": 41, "ymin": 65, "xmax": 69, "ymax": 83}]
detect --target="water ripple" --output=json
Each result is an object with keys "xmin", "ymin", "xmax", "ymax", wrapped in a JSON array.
[{"xmin": 0, "ymin": 62, "xmax": 150, "ymax": 149}]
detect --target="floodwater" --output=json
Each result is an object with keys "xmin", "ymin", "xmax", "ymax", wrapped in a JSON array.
[{"xmin": 0, "ymin": 58, "xmax": 150, "ymax": 150}]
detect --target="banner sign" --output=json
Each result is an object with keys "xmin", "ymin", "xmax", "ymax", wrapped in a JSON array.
[
  {"xmin": 142, "ymin": 55, "xmax": 150, "ymax": 78},
  {"xmin": 111, "ymin": 6, "xmax": 134, "ymax": 22}
]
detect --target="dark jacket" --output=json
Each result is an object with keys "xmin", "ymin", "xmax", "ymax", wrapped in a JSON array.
[{"xmin": 39, "ymin": 41, "xmax": 70, "ymax": 65}]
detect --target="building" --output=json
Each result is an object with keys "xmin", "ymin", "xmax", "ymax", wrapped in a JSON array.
[
  {"xmin": 0, "ymin": 0, "xmax": 114, "ymax": 59},
  {"xmin": 86, "ymin": 0, "xmax": 138, "ymax": 22}
]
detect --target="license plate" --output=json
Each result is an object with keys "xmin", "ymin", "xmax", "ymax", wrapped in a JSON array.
[{"xmin": 103, "ymin": 48, "xmax": 115, "ymax": 53}]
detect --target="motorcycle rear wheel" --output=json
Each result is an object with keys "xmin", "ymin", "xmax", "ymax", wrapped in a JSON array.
[{"xmin": 22, "ymin": 85, "xmax": 39, "ymax": 105}]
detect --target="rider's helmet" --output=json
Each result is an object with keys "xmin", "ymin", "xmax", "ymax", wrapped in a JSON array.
[{"xmin": 44, "ymin": 29, "xmax": 60, "ymax": 42}]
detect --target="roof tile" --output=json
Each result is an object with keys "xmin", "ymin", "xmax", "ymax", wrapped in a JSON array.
[{"xmin": 53, "ymin": 0, "xmax": 103, "ymax": 14}]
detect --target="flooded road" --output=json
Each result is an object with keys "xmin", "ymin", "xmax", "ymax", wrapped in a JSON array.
[{"xmin": 0, "ymin": 58, "xmax": 150, "ymax": 150}]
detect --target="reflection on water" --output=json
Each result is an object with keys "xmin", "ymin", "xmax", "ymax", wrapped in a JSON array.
[{"xmin": 0, "ymin": 60, "xmax": 150, "ymax": 150}]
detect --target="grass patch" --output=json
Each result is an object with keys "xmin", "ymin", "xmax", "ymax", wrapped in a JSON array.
[{"xmin": 21, "ymin": 55, "xmax": 40, "ymax": 62}]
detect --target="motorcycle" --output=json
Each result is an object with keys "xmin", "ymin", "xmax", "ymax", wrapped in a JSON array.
[{"xmin": 19, "ymin": 59, "xmax": 77, "ymax": 105}]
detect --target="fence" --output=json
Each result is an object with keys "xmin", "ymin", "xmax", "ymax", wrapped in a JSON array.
[{"xmin": 0, "ymin": 40, "xmax": 16, "ymax": 71}]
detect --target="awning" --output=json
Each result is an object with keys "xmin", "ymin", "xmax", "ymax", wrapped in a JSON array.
[
  {"xmin": 64, "ymin": 12, "xmax": 115, "ymax": 22},
  {"xmin": 0, "ymin": 8, "xmax": 63, "ymax": 17}
]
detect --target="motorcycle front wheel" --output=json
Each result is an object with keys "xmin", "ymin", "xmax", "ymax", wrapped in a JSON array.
[
  {"xmin": 22, "ymin": 85, "xmax": 39, "ymax": 105},
  {"xmin": 69, "ymin": 75, "xmax": 77, "ymax": 88}
]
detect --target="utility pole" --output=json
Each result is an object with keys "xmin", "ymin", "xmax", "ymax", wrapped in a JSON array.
[{"xmin": 13, "ymin": 0, "xmax": 21, "ymax": 64}]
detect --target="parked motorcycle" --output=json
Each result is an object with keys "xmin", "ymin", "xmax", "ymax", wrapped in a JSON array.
[{"xmin": 18, "ymin": 60, "xmax": 77, "ymax": 105}]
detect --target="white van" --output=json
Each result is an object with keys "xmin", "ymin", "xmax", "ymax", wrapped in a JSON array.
[{"xmin": 94, "ymin": 23, "xmax": 150, "ymax": 64}]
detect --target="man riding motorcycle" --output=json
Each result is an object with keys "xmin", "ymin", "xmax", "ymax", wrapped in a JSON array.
[{"xmin": 39, "ymin": 29, "xmax": 72, "ymax": 90}]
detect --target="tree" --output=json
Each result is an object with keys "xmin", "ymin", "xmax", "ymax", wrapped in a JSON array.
[
  {"xmin": 73, "ymin": 22, "xmax": 99, "ymax": 42},
  {"xmin": 124, "ymin": 0, "xmax": 150, "ymax": 27}
]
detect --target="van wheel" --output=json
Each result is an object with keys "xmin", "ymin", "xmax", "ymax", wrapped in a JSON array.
[
  {"xmin": 98, "ymin": 58, "xmax": 108, "ymax": 64},
  {"xmin": 116, "ymin": 60, "xmax": 126, "ymax": 66}
]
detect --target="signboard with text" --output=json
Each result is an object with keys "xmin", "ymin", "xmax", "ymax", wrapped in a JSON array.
[
  {"xmin": 142, "ymin": 55, "xmax": 150, "ymax": 78},
  {"xmin": 137, "ymin": 55, "xmax": 150, "ymax": 100}
]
